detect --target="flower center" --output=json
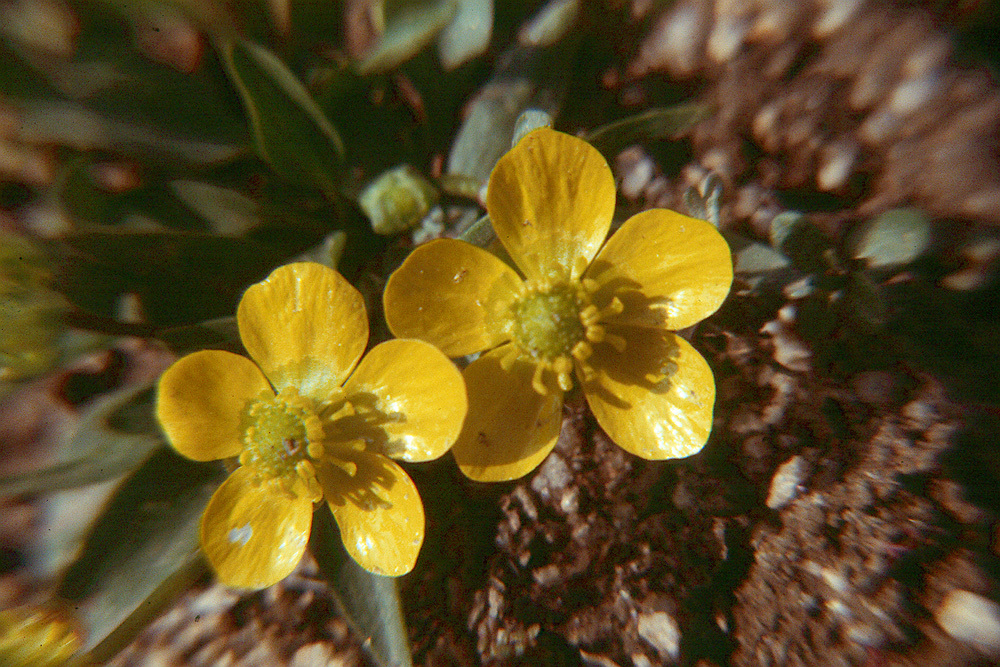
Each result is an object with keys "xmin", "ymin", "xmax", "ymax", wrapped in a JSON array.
[
  {"xmin": 239, "ymin": 387, "xmax": 327, "ymax": 500},
  {"xmin": 510, "ymin": 286, "xmax": 586, "ymax": 361},
  {"xmin": 507, "ymin": 280, "xmax": 626, "ymax": 395}
]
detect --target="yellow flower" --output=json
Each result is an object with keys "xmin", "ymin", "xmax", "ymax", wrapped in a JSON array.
[
  {"xmin": 384, "ymin": 129, "xmax": 732, "ymax": 482},
  {"xmin": 156, "ymin": 262, "xmax": 466, "ymax": 588},
  {"xmin": 0, "ymin": 605, "xmax": 84, "ymax": 667}
]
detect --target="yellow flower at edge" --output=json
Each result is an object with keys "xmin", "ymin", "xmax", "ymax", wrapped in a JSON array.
[
  {"xmin": 383, "ymin": 128, "xmax": 733, "ymax": 482},
  {"xmin": 156, "ymin": 262, "xmax": 466, "ymax": 588}
]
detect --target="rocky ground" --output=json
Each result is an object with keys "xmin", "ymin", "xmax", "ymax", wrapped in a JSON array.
[{"xmin": 5, "ymin": 0, "xmax": 1000, "ymax": 665}]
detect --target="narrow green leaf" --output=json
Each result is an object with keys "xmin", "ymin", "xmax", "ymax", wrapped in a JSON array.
[
  {"xmin": 585, "ymin": 102, "xmax": 712, "ymax": 155},
  {"xmin": 0, "ymin": 383, "xmax": 162, "ymax": 497},
  {"xmin": 358, "ymin": 0, "xmax": 458, "ymax": 75},
  {"xmin": 221, "ymin": 39, "xmax": 345, "ymax": 195},
  {"xmin": 156, "ymin": 316, "xmax": 241, "ymax": 355},
  {"xmin": 56, "ymin": 447, "xmax": 223, "ymax": 659},
  {"xmin": 310, "ymin": 507, "xmax": 414, "ymax": 667}
]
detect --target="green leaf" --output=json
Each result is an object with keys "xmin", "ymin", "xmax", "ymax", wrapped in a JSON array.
[
  {"xmin": 358, "ymin": 0, "xmax": 458, "ymax": 75},
  {"xmin": 221, "ymin": 39, "xmax": 345, "ymax": 195},
  {"xmin": 156, "ymin": 316, "xmax": 241, "ymax": 355},
  {"xmin": 585, "ymin": 102, "xmax": 711, "ymax": 155},
  {"xmin": 0, "ymin": 383, "xmax": 163, "ymax": 497},
  {"xmin": 769, "ymin": 211, "xmax": 834, "ymax": 274},
  {"xmin": 310, "ymin": 507, "xmax": 413, "ymax": 667},
  {"xmin": 849, "ymin": 207, "xmax": 931, "ymax": 269},
  {"xmin": 56, "ymin": 447, "xmax": 223, "ymax": 661},
  {"xmin": 56, "ymin": 230, "xmax": 297, "ymax": 327}
]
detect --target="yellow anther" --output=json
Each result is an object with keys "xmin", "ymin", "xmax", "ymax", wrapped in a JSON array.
[
  {"xmin": 573, "ymin": 256, "xmax": 590, "ymax": 277},
  {"xmin": 571, "ymin": 340, "xmax": 593, "ymax": 363},
  {"xmin": 581, "ymin": 277, "xmax": 599, "ymax": 293},
  {"xmin": 552, "ymin": 355, "xmax": 573, "ymax": 375},
  {"xmin": 579, "ymin": 304, "xmax": 600, "ymax": 326},
  {"xmin": 556, "ymin": 370, "xmax": 573, "ymax": 392},
  {"xmin": 307, "ymin": 442, "xmax": 325, "ymax": 459},
  {"xmin": 603, "ymin": 296, "xmax": 624, "ymax": 317},
  {"xmin": 586, "ymin": 324, "xmax": 606, "ymax": 343}
]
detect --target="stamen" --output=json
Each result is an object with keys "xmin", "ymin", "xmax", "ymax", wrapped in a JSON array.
[
  {"xmin": 295, "ymin": 460, "xmax": 323, "ymax": 502},
  {"xmin": 586, "ymin": 324, "xmax": 606, "ymax": 343},
  {"xmin": 552, "ymin": 355, "xmax": 573, "ymax": 376},
  {"xmin": 579, "ymin": 304, "xmax": 600, "ymax": 326},
  {"xmin": 581, "ymin": 277, "xmax": 599, "ymax": 293},
  {"xmin": 571, "ymin": 340, "xmax": 593, "ymax": 363},
  {"xmin": 605, "ymin": 333, "xmax": 628, "ymax": 353},
  {"xmin": 602, "ymin": 296, "xmax": 624, "ymax": 317},
  {"xmin": 307, "ymin": 442, "xmax": 325, "ymax": 459},
  {"xmin": 531, "ymin": 362, "xmax": 548, "ymax": 396},
  {"xmin": 330, "ymin": 457, "xmax": 359, "ymax": 477},
  {"xmin": 573, "ymin": 256, "xmax": 589, "ymax": 277},
  {"xmin": 556, "ymin": 370, "xmax": 573, "ymax": 392},
  {"xmin": 499, "ymin": 345, "xmax": 519, "ymax": 371}
]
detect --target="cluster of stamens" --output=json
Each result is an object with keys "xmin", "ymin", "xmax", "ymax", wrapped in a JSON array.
[
  {"xmin": 239, "ymin": 386, "xmax": 329, "ymax": 501},
  {"xmin": 506, "ymin": 264, "xmax": 625, "ymax": 395}
]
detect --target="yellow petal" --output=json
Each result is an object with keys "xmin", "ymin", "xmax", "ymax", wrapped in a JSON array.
[
  {"xmin": 451, "ymin": 344, "xmax": 563, "ymax": 482},
  {"xmin": 200, "ymin": 466, "xmax": 313, "ymax": 589},
  {"xmin": 339, "ymin": 339, "xmax": 467, "ymax": 462},
  {"xmin": 156, "ymin": 350, "xmax": 270, "ymax": 461},
  {"xmin": 319, "ymin": 451, "xmax": 424, "ymax": 576},
  {"xmin": 238, "ymin": 262, "xmax": 367, "ymax": 401},
  {"xmin": 487, "ymin": 128, "xmax": 615, "ymax": 285},
  {"xmin": 383, "ymin": 239, "xmax": 523, "ymax": 357},
  {"xmin": 582, "ymin": 327, "xmax": 715, "ymax": 460},
  {"xmin": 586, "ymin": 209, "xmax": 733, "ymax": 330}
]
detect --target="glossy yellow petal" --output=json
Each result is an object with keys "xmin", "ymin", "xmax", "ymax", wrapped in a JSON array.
[
  {"xmin": 451, "ymin": 344, "xmax": 563, "ymax": 482},
  {"xmin": 383, "ymin": 239, "xmax": 523, "ymax": 357},
  {"xmin": 339, "ymin": 339, "xmax": 467, "ymax": 462},
  {"xmin": 156, "ymin": 350, "xmax": 270, "ymax": 462},
  {"xmin": 319, "ymin": 451, "xmax": 424, "ymax": 576},
  {"xmin": 582, "ymin": 327, "xmax": 715, "ymax": 460},
  {"xmin": 586, "ymin": 209, "xmax": 733, "ymax": 330},
  {"xmin": 238, "ymin": 262, "xmax": 367, "ymax": 401},
  {"xmin": 200, "ymin": 466, "xmax": 313, "ymax": 589},
  {"xmin": 487, "ymin": 128, "xmax": 616, "ymax": 285}
]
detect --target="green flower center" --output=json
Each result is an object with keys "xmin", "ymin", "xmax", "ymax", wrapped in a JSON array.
[
  {"xmin": 239, "ymin": 387, "xmax": 327, "ymax": 499},
  {"xmin": 510, "ymin": 285, "xmax": 586, "ymax": 361},
  {"xmin": 506, "ymin": 280, "xmax": 626, "ymax": 395}
]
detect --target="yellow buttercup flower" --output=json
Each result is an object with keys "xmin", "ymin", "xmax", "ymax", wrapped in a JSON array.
[
  {"xmin": 156, "ymin": 262, "xmax": 466, "ymax": 588},
  {"xmin": 0, "ymin": 605, "xmax": 84, "ymax": 667},
  {"xmin": 384, "ymin": 128, "xmax": 732, "ymax": 482}
]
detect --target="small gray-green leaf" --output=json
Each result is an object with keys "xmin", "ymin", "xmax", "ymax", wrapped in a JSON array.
[
  {"xmin": 57, "ymin": 448, "xmax": 223, "ymax": 659},
  {"xmin": 585, "ymin": 102, "xmax": 711, "ymax": 155},
  {"xmin": 734, "ymin": 241, "xmax": 792, "ymax": 274},
  {"xmin": 358, "ymin": 0, "xmax": 458, "ymax": 75},
  {"xmin": 519, "ymin": 0, "xmax": 580, "ymax": 47},
  {"xmin": 311, "ymin": 508, "xmax": 413, "ymax": 667},
  {"xmin": 438, "ymin": 0, "xmax": 493, "ymax": 70},
  {"xmin": 849, "ymin": 207, "xmax": 931, "ymax": 268},
  {"xmin": 221, "ymin": 39, "xmax": 345, "ymax": 195},
  {"xmin": 0, "ymin": 383, "xmax": 163, "ymax": 497},
  {"xmin": 170, "ymin": 180, "xmax": 260, "ymax": 236}
]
